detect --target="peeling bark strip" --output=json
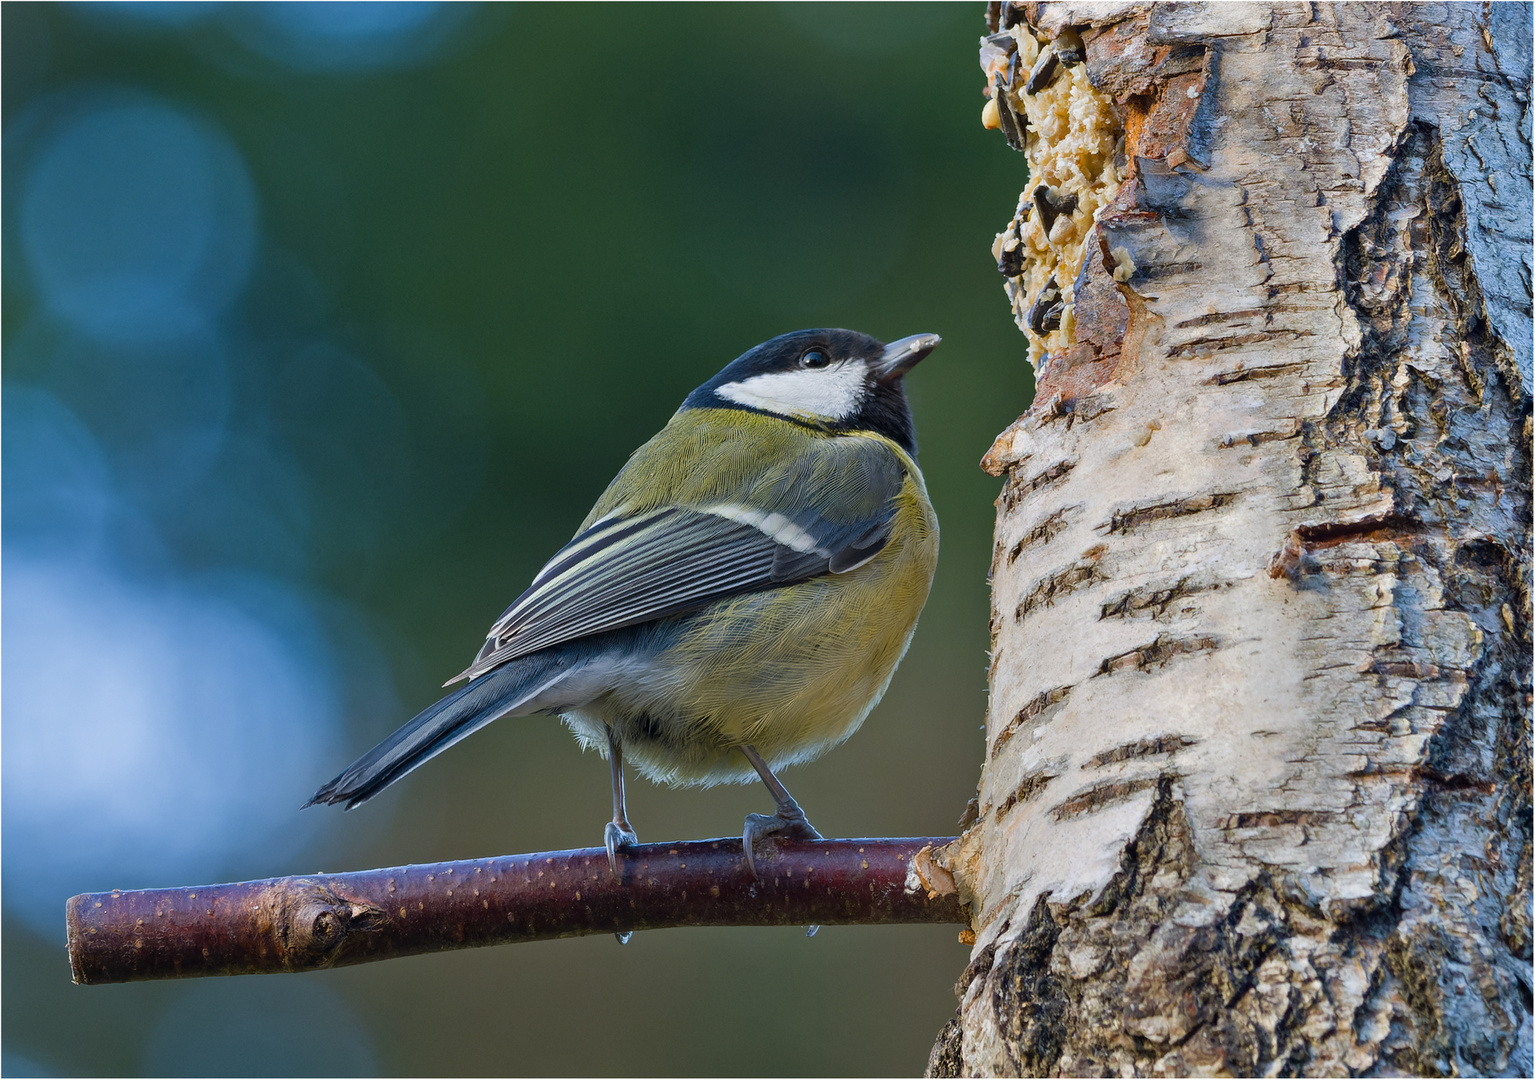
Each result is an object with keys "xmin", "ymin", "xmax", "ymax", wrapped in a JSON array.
[
  {"xmin": 990, "ymin": 684, "xmax": 1072, "ymax": 760},
  {"xmin": 66, "ymin": 838, "xmax": 963, "ymax": 984},
  {"xmin": 1016, "ymin": 556, "xmax": 1103, "ymax": 619},
  {"xmin": 1100, "ymin": 491, "xmax": 1237, "ymax": 534},
  {"xmin": 1083, "ymin": 734, "xmax": 1196, "ymax": 769},
  {"xmin": 1098, "ymin": 574, "xmax": 1225, "ymax": 621},
  {"xmin": 946, "ymin": 2, "xmax": 1531, "ymax": 1075},
  {"xmin": 1006, "ymin": 504, "xmax": 1075, "ymax": 563}
]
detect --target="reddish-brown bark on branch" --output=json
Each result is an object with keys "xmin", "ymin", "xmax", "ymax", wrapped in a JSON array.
[{"xmin": 66, "ymin": 836, "xmax": 964, "ymax": 985}]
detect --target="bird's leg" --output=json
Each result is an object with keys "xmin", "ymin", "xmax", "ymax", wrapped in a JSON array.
[
  {"xmin": 604, "ymin": 727, "xmax": 639, "ymax": 880},
  {"xmin": 604, "ymin": 728, "xmax": 641, "ymax": 944},
  {"xmin": 740, "ymin": 743, "xmax": 822, "ymax": 880}
]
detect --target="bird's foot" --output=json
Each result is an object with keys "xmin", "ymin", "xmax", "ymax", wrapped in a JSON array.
[
  {"xmin": 605, "ymin": 820, "xmax": 639, "ymax": 880},
  {"xmin": 742, "ymin": 807, "xmax": 822, "ymax": 880},
  {"xmin": 606, "ymin": 820, "xmax": 639, "ymax": 942}
]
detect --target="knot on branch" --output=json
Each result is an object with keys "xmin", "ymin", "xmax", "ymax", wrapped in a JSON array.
[{"xmin": 279, "ymin": 882, "xmax": 385, "ymax": 965}]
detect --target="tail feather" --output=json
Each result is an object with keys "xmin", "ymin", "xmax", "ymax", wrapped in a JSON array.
[{"xmin": 306, "ymin": 652, "xmax": 569, "ymax": 810}]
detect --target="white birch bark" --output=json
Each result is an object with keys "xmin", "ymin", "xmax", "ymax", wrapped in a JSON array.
[{"xmin": 928, "ymin": 3, "xmax": 1533, "ymax": 1074}]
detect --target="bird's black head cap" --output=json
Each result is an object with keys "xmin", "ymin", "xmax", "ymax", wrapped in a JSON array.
[{"xmin": 683, "ymin": 328, "xmax": 939, "ymax": 455}]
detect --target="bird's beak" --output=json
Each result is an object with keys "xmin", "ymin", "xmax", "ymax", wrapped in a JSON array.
[{"xmin": 874, "ymin": 333, "xmax": 941, "ymax": 382}]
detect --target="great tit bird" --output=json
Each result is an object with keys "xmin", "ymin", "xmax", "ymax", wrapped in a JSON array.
[{"xmin": 307, "ymin": 328, "xmax": 940, "ymax": 879}]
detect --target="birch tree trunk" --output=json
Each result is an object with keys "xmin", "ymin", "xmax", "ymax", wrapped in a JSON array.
[{"xmin": 929, "ymin": 3, "xmax": 1533, "ymax": 1074}]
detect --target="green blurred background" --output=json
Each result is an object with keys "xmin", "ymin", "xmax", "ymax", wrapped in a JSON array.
[{"xmin": 2, "ymin": 3, "xmax": 1033, "ymax": 1074}]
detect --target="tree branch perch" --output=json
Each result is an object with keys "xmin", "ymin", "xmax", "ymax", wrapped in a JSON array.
[{"xmin": 66, "ymin": 837, "xmax": 964, "ymax": 985}]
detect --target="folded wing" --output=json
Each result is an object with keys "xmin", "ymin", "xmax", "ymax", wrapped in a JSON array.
[{"xmin": 447, "ymin": 490, "xmax": 901, "ymax": 686}]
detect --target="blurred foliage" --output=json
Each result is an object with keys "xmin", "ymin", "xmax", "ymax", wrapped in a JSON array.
[{"xmin": 2, "ymin": 2, "xmax": 1032, "ymax": 1075}]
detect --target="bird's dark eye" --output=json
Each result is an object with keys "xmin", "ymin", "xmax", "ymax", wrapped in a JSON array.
[{"xmin": 800, "ymin": 349, "xmax": 830, "ymax": 369}]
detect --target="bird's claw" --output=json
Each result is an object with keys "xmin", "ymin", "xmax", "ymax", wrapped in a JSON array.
[
  {"xmin": 605, "ymin": 820, "xmax": 638, "ymax": 880},
  {"xmin": 742, "ymin": 808, "xmax": 822, "ymax": 880}
]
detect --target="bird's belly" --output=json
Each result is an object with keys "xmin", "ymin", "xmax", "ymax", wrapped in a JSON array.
[{"xmin": 567, "ymin": 519, "xmax": 937, "ymax": 787}]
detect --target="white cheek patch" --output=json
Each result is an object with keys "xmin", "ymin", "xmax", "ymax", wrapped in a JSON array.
[{"xmin": 715, "ymin": 363, "xmax": 865, "ymax": 421}]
